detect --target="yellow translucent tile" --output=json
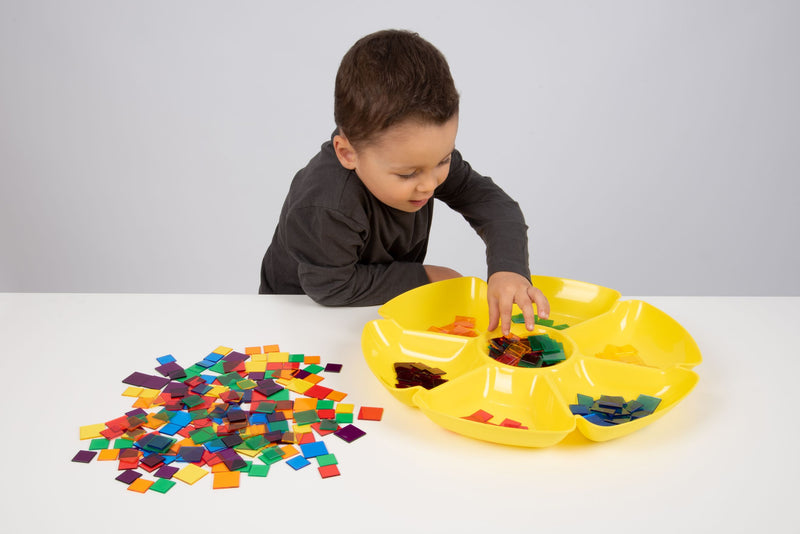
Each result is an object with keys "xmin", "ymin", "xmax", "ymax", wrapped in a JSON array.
[
  {"xmin": 250, "ymin": 353, "xmax": 267, "ymax": 363},
  {"xmin": 335, "ymin": 403, "xmax": 355, "ymax": 414},
  {"xmin": 174, "ymin": 464, "xmax": 209, "ymax": 485},
  {"xmin": 97, "ymin": 449, "xmax": 120, "ymax": 461},
  {"xmin": 267, "ymin": 352, "xmax": 290, "ymax": 363},
  {"xmin": 243, "ymin": 424, "xmax": 267, "ymax": 437},
  {"xmin": 236, "ymin": 447, "xmax": 261, "ymax": 458},
  {"xmin": 245, "ymin": 361, "xmax": 267, "ymax": 373},
  {"xmin": 285, "ymin": 379, "xmax": 313, "ymax": 394},
  {"xmin": 293, "ymin": 423, "xmax": 312, "ymax": 434},
  {"xmin": 213, "ymin": 346, "xmax": 233, "ymax": 356},
  {"xmin": 121, "ymin": 386, "xmax": 143, "ymax": 397},
  {"xmin": 207, "ymin": 386, "xmax": 228, "ymax": 398},
  {"xmin": 79, "ymin": 423, "xmax": 106, "ymax": 440},
  {"xmin": 140, "ymin": 388, "xmax": 162, "ymax": 398},
  {"xmin": 275, "ymin": 377, "xmax": 291, "ymax": 386}
]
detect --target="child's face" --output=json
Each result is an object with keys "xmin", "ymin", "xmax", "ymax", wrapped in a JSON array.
[{"xmin": 334, "ymin": 116, "xmax": 459, "ymax": 213}]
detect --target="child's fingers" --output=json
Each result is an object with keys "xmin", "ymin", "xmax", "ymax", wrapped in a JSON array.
[
  {"xmin": 516, "ymin": 290, "xmax": 536, "ymax": 331},
  {"xmin": 529, "ymin": 286, "xmax": 550, "ymax": 319},
  {"xmin": 498, "ymin": 292, "xmax": 515, "ymax": 336},
  {"xmin": 487, "ymin": 295, "xmax": 500, "ymax": 332}
]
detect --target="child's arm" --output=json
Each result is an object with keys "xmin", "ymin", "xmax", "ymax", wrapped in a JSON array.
[{"xmin": 435, "ymin": 150, "xmax": 549, "ymax": 332}]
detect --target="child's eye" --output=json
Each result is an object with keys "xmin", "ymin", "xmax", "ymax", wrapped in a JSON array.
[
  {"xmin": 439, "ymin": 156, "xmax": 452, "ymax": 167},
  {"xmin": 397, "ymin": 171, "xmax": 418, "ymax": 179}
]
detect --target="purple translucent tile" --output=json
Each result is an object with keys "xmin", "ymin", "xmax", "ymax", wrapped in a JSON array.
[
  {"xmin": 140, "ymin": 453, "xmax": 165, "ymax": 468},
  {"xmin": 255, "ymin": 379, "xmax": 283, "ymax": 397},
  {"xmin": 71, "ymin": 450, "xmax": 97, "ymax": 463},
  {"xmin": 293, "ymin": 370, "xmax": 311, "ymax": 379},
  {"xmin": 223, "ymin": 351, "xmax": 248, "ymax": 364},
  {"xmin": 155, "ymin": 361, "xmax": 183, "ymax": 377},
  {"xmin": 122, "ymin": 371, "xmax": 151, "ymax": 387},
  {"xmin": 334, "ymin": 424, "xmax": 366, "ymax": 443},
  {"xmin": 324, "ymin": 363, "xmax": 343, "ymax": 373},
  {"xmin": 177, "ymin": 446, "xmax": 204, "ymax": 463},
  {"xmin": 125, "ymin": 408, "xmax": 148, "ymax": 418},
  {"xmin": 154, "ymin": 465, "xmax": 179, "ymax": 479},
  {"xmin": 143, "ymin": 375, "xmax": 170, "ymax": 389},
  {"xmin": 163, "ymin": 382, "xmax": 189, "ymax": 397},
  {"xmin": 248, "ymin": 372, "xmax": 265, "ymax": 381},
  {"xmin": 115, "ymin": 470, "xmax": 142, "ymax": 484}
]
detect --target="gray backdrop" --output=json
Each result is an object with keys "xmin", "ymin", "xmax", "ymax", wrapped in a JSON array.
[{"xmin": 1, "ymin": 0, "xmax": 798, "ymax": 296}]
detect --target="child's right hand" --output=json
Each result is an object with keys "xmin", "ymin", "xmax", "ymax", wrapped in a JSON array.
[{"xmin": 424, "ymin": 264, "xmax": 462, "ymax": 283}]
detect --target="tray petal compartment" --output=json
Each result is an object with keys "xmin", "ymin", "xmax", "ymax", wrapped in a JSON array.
[
  {"xmin": 530, "ymin": 275, "xmax": 622, "ymax": 326},
  {"xmin": 549, "ymin": 357, "xmax": 699, "ymax": 442},
  {"xmin": 413, "ymin": 364, "xmax": 576, "ymax": 447},
  {"xmin": 564, "ymin": 300, "xmax": 702, "ymax": 369},
  {"xmin": 361, "ymin": 319, "xmax": 486, "ymax": 405}
]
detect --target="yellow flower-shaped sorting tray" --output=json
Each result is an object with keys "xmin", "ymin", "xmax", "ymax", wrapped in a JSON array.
[{"xmin": 361, "ymin": 276, "xmax": 701, "ymax": 447}]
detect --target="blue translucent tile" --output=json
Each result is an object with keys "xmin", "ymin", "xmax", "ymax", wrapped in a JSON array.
[
  {"xmin": 286, "ymin": 456, "xmax": 311, "ymax": 470},
  {"xmin": 157, "ymin": 354, "xmax": 176, "ymax": 365}
]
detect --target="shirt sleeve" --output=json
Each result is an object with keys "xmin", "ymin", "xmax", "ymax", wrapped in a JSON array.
[
  {"xmin": 284, "ymin": 205, "xmax": 430, "ymax": 306},
  {"xmin": 435, "ymin": 150, "xmax": 532, "ymax": 279}
]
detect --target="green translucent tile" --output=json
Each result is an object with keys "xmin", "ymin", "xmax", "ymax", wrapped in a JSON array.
[
  {"xmin": 288, "ymin": 354, "xmax": 305, "ymax": 363},
  {"xmin": 89, "ymin": 438, "xmax": 110, "ymax": 450},
  {"xmin": 150, "ymin": 478, "xmax": 176, "ymax": 494},
  {"xmin": 335, "ymin": 413, "xmax": 354, "ymax": 424},
  {"xmin": 268, "ymin": 389, "xmax": 290, "ymax": 401},
  {"xmin": 218, "ymin": 372, "xmax": 241, "ymax": 386},
  {"xmin": 511, "ymin": 313, "xmax": 525, "ymax": 324},
  {"xmin": 244, "ymin": 436, "xmax": 268, "ymax": 450},
  {"xmin": 248, "ymin": 464, "xmax": 270, "ymax": 477},
  {"xmin": 153, "ymin": 410, "xmax": 173, "ymax": 422},
  {"xmin": 294, "ymin": 410, "xmax": 320, "ymax": 425},
  {"xmin": 536, "ymin": 317, "xmax": 555, "ymax": 327},
  {"xmin": 209, "ymin": 362, "xmax": 227, "ymax": 374},
  {"xmin": 304, "ymin": 364, "xmax": 324, "ymax": 374},
  {"xmin": 577, "ymin": 394, "xmax": 594, "ymax": 407},
  {"xmin": 636, "ymin": 394, "xmax": 662, "ymax": 412},
  {"xmin": 236, "ymin": 461, "xmax": 253, "ymax": 473},
  {"xmin": 189, "ymin": 409, "xmax": 209, "ymax": 421},
  {"xmin": 552, "ymin": 323, "xmax": 569, "ymax": 330},
  {"xmin": 184, "ymin": 365, "xmax": 205, "ymax": 377},
  {"xmin": 268, "ymin": 420, "xmax": 290, "ymax": 432},
  {"xmin": 189, "ymin": 427, "xmax": 217, "ymax": 444},
  {"xmin": 259, "ymin": 448, "xmax": 284, "ymax": 465},
  {"xmin": 319, "ymin": 419, "xmax": 338, "ymax": 431},
  {"xmin": 316, "ymin": 453, "xmax": 338, "ymax": 467},
  {"xmin": 255, "ymin": 402, "xmax": 276, "ymax": 414},
  {"xmin": 542, "ymin": 350, "xmax": 566, "ymax": 364},
  {"xmin": 114, "ymin": 438, "xmax": 134, "ymax": 449},
  {"xmin": 316, "ymin": 400, "xmax": 335, "ymax": 410},
  {"xmin": 182, "ymin": 395, "xmax": 204, "ymax": 407}
]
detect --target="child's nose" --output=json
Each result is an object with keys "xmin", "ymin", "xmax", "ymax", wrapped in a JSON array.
[{"xmin": 416, "ymin": 172, "xmax": 439, "ymax": 193}]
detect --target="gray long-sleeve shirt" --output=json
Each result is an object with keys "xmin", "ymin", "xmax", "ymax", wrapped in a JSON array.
[{"xmin": 259, "ymin": 135, "xmax": 531, "ymax": 306}]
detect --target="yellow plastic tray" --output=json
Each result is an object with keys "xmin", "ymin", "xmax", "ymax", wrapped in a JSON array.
[{"xmin": 361, "ymin": 276, "xmax": 701, "ymax": 447}]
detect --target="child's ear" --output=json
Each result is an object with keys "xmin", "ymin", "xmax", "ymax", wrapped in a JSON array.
[{"xmin": 333, "ymin": 134, "xmax": 358, "ymax": 170}]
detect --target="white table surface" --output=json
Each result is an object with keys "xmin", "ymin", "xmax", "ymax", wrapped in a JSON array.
[{"xmin": 1, "ymin": 293, "xmax": 797, "ymax": 533}]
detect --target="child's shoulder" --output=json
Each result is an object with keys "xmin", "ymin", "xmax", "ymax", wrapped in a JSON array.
[{"xmin": 285, "ymin": 139, "xmax": 371, "ymax": 218}]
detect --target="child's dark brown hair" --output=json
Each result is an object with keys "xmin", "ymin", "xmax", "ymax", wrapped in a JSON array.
[{"xmin": 334, "ymin": 29, "xmax": 460, "ymax": 149}]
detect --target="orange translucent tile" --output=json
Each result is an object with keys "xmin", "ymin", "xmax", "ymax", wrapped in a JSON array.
[
  {"xmin": 245, "ymin": 346, "xmax": 262, "ymax": 355},
  {"xmin": 303, "ymin": 374, "xmax": 325, "ymax": 385},
  {"xmin": 327, "ymin": 391, "xmax": 347, "ymax": 402},
  {"xmin": 263, "ymin": 344, "xmax": 280, "ymax": 353},
  {"xmin": 127, "ymin": 478, "xmax": 154, "ymax": 493},
  {"xmin": 211, "ymin": 463, "xmax": 231, "ymax": 473},
  {"xmin": 280, "ymin": 445, "xmax": 299, "ymax": 458},
  {"xmin": 213, "ymin": 470, "xmax": 240, "ymax": 489},
  {"xmin": 97, "ymin": 449, "xmax": 120, "ymax": 461},
  {"xmin": 304, "ymin": 355, "xmax": 321, "ymax": 364},
  {"xmin": 293, "ymin": 398, "xmax": 317, "ymax": 412}
]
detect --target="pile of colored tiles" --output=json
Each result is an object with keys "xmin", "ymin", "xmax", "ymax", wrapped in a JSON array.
[
  {"xmin": 595, "ymin": 344, "xmax": 650, "ymax": 366},
  {"xmin": 511, "ymin": 313, "xmax": 569, "ymax": 330},
  {"xmin": 394, "ymin": 362, "xmax": 448, "ymax": 389},
  {"xmin": 428, "ymin": 315, "xmax": 479, "ymax": 337},
  {"xmin": 488, "ymin": 333, "xmax": 566, "ymax": 367},
  {"xmin": 569, "ymin": 394, "xmax": 662, "ymax": 425},
  {"xmin": 72, "ymin": 345, "xmax": 383, "ymax": 493},
  {"xmin": 462, "ymin": 409, "xmax": 528, "ymax": 429}
]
